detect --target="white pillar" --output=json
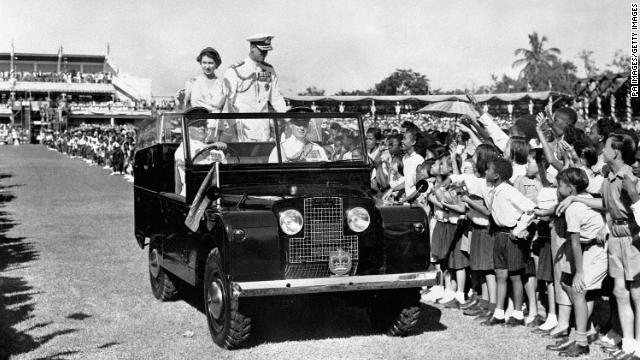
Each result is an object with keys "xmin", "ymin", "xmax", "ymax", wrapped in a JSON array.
[{"xmin": 610, "ymin": 94, "xmax": 616, "ymax": 119}]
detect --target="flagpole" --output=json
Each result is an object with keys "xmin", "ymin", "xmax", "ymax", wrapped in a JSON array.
[
  {"xmin": 10, "ymin": 41, "xmax": 15, "ymax": 74},
  {"xmin": 57, "ymin": 44, "xmax": 62, "ymax": 73}
]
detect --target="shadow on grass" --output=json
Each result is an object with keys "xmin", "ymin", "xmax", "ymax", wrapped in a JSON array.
[
  {"xmin": 66, "ymin": 312, "xmax": 92, "ymax": 321},
  {"xmin": 0, "ymin": 172, "xmax": 76, "ymax": 359},
  {"xmin": 181, "ymin": 285, "xmax": 445, "ymax": 347},
  {"xmin": 32, "ymin": 349, "xmax": 80, "ymax": 360}
]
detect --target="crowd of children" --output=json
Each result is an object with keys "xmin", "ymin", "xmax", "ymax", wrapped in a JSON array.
[
  {"xmin": 365, "ymin": 106, "xmax": 640, "ymax": 359},
  {"xmin": 43, "ymin": 124, "xmax": 138, "ymax": 182}
]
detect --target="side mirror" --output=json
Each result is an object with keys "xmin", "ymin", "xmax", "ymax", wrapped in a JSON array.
[
  {"xmin": 206, "ymin": 186, "xmax": 221, "ymax": 201},
  {"xmin": 416, "ymin": 179, "xmax": 430, "ymax": 193}
]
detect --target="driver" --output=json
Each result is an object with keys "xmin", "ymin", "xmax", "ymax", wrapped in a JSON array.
[
  {"xmin": 175, "ymin": 118, "xmax": 227, "ymax": 197},
  {"xmin": 268, "ymin": 117, "xmax": 328, "ymax": 163}
]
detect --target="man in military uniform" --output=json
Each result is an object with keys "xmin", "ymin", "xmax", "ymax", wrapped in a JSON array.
[
  {"xmin": 268, "ymin": 117, "xmax": 328, "ymax": 163},
  {"xmin": 224, "ymin": 33, "xmax": 288, "ymax": 142}
]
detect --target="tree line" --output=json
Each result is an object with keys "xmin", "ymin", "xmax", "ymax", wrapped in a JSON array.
[{"xmin": 298, "ymin": 32, "xmax": 631, "ymax": 97}]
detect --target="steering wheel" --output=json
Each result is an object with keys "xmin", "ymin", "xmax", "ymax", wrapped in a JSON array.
[{"xmin": 192, "ymin": 144, "xmax": 241, "ymax": 164}]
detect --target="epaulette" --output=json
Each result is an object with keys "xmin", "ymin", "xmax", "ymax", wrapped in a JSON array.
[{"xmin": 230, "ymin": 61, "xmax": 245, "ymax": 68}]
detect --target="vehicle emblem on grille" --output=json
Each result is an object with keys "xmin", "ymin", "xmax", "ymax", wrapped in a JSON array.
[{"xmin": 328, "ymin": 248, "xmax": 352, "ymax": 276}]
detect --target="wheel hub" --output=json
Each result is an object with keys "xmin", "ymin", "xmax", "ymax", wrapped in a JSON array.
[
  {"xmin": 207, "ymin": 280, "xmax": 224, "ymax": 320},
  {"xmin": 149, "ymin": 249, "xmax": 161, "ymax": 278}
]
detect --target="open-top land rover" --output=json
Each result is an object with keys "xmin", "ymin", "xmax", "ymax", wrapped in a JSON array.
[{"xmin": 133, "ymin": 111, "xmax": 440, "ymax": 349}]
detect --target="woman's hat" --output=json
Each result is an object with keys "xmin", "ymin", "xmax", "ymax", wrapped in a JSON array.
[{"xmin": 197, "ymin": 47, "xmax": 221, "ymax": 66}]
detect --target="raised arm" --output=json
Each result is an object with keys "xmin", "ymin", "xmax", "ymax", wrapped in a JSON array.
[{"xmin": 535, "ymin": 112, "xmax": 563, "ymax": 171}]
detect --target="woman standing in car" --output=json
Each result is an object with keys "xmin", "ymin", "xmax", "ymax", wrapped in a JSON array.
[
  {"xmin": 178, "ymin": 47, "xmax": 228, "ymax": 112},
  {"xmin": 176, "ymin": 47, "xmax": 236, "ymax": 142}
]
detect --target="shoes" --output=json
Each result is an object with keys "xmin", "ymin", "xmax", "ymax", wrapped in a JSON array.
[
  {"xmin": 525, "ymin": 314, "xmax": 545, "ymax": 328},
  {"xmin": 442, "ymin": 299, "xmax": 462, "ymax": 309},
  {"xmin": 420, "ymin": 287, "xmax": 444, "ymax": 303},
  {"xmin": 531, "ymin": 327, "xmax": 552, "ymax": 335},
  {"xmin": 606, "ymin": 350, "xmax": 639, "ymax": 360},
  {"xmin": 502, "ymin": 317, "xmax": 525, "ymax": 327},
  {"xmin": 599, "ymin": 341, "xmax": 621, "ymax": 353},
  {"xmin": 480, "ymin": 317, "xmax": 505, "ymax": 326},
  {"xmin": 558, "ymin": 342, "xmax": 589, "ymax": 357},
  {"xmin": 473, "ymin": 308, "xmax": 494, "ymax": 322},
  {"xmin": 459, "ymin": 297, "xmax": 479, "ymax": 310},
  {"xmin": 464, "ymin": 305, "xmax": 487, "ymax": 317},
  {"xmin": 544, "ymin": 328, "xmax": 570, "ymax": 339},
  {"xmin": 546, "ymin": 338, "xmax": 573, "ymax": 351},
  {"xmin": 438, "ymin": 294, "xmax": 455, "ymax": 304},
  {"xmin": 604, "ymin": 347, "xmax": 624, "ymax": 356}
]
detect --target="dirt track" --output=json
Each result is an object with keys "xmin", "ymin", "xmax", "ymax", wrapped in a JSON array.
[{"xmin": 0, "ymin": 145, "xmax": 609, "ymax": 360}]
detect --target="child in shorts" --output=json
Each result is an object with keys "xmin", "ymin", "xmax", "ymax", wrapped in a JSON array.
[
  {"xmin": 557, "ymin": 133, "xmax": 640, "ymax": 357},
  {"xmin": 479, "ymin": 158, "xmax": 535, "ymax": 327},
  {"xmin": 556, "ymin": 167, "xmax": 607, "ymax": 357}
]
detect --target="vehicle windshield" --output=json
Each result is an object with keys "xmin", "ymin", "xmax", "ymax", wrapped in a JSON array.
[{"xmin": 182, "ymin": 113, "xmax": 366, "ymax": 166}]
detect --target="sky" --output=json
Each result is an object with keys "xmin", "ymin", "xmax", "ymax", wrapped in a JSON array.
[{"xmin": 0, "ymin": 0, "xmax": 630, "ymax": 97}]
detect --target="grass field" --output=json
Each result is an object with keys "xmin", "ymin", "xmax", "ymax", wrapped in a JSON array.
[{"xmin": 0, "ymin": 145, "xmax": 611, "ymax": 360}]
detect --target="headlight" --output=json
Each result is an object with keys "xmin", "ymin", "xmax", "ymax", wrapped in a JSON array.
[
  {"xmin": 346, "ymin": 207, "xmax": 370, "ymax": 232},
  {"xmin": 279, "ymin": 209, "xmax": 303, "ymax": 235}
]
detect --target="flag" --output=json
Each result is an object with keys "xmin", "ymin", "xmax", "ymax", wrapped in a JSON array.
[
  {"xmin": 10, "ymin": 40, "xmax": 14, "ymax": 73},
  {"xmin": 57, "ymin": 45, "xmax": 63, "ymax": 72},
  {"xmin": 185, "ymin": 162, "xmax": 219, "ymax": 232}
]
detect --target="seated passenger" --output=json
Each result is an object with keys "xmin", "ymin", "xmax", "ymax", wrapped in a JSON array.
[
  {"xmin": 268, "ymin": 117, "xmax": 328, "ymax": 163},
  {"xmin": 175, "ymin": 110, "xmax": 227, "ymax": 197}
]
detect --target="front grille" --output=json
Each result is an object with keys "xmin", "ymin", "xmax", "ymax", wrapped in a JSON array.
[
  {"xmin": 288, "ymin": 197, "xmax": 359, "ymax": 264},
  {"xmin": 285, "ymin": 262, "xmax": 358, "ymax": 278}
]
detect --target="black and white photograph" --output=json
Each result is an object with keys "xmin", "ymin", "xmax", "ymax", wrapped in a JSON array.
[{"xmin": 0, "ymin": 1, "xmax": 638, "ymax": 359}]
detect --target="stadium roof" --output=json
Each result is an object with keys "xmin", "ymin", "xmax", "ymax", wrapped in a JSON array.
[
  {"xmin": 286, "ymin": 91, "xmax": 571, "ymax": 103},
  {"xmin": 0, "ymin": 81, "xmax": 115, "ymax": 94},
  {"xmin": 0, "ymin": 53, "xmax": 106, "ymax": 63}
]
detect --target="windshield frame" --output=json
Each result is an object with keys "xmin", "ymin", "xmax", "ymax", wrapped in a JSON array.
[{"xmin": 181, "ymin": 112, "xmax": 368, "ymax": 168}]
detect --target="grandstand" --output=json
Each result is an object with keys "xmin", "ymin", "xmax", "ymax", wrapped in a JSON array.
[{"xmin": 0, "ymin": 46, "xmax": 152, "ymax": 136}]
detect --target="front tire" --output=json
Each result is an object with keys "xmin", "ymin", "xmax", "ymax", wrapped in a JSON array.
[
  {"xmin": 148, "ymin": 245, "xmax": 179, "ymax": 301},
  {"xmin": 203, "ymin": 248, "xmax": 251, "ymax": 349},
  {"xmin": 367, "ymin": 288, "xmax": 421, "ymax": 336}
]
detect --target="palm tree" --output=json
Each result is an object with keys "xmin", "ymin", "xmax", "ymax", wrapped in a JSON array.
[{"xmin": 512, "ymin": 32, "xmax": 561, "ymax": 82}]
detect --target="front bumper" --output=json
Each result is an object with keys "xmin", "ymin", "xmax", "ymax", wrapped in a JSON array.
[{"xmin": 235, "ymin": 270, "xmax": 441, "ymax": 297}]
